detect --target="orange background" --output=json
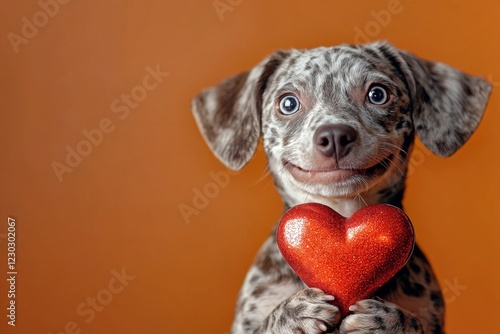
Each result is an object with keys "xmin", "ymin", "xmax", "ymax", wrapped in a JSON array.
[{"xmin": 1, "ymin": 1, "xmax": 499, "ymax": 333}]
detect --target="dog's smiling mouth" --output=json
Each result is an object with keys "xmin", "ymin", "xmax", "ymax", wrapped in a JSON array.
[{"xmin": 283, "ymin": 154, "xmax": 394, "ymax": 184}]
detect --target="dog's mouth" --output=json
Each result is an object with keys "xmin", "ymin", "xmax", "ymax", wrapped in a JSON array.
[{"xmin": 282, "ymin": 154, "xmax": 394, "ymax": 184}]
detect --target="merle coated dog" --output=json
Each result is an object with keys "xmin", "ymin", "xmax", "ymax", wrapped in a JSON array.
[{"xmin": 191, "ymin": 41, "xmax": 491, "ymax": 333}]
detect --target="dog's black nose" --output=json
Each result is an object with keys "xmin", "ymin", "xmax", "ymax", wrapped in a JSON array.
[{"xmin": 313, "ymin": 124, "xmax": 357, "ymax": 160}]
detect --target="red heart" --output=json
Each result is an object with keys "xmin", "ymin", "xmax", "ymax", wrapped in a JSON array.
[{"xmin": 277, "ymin": 203, "xmax": 414, "ymax": 317}]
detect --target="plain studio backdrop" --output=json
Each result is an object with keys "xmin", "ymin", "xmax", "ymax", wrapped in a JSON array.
[{"xmin": 1, "ymin": 1, "xmax": 499, "ymax": 333}]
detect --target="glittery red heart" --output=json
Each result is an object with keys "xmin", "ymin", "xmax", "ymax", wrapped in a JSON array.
[{"xmin": 277, "ymin": 203, "xmax": 414, "ymax": 317}]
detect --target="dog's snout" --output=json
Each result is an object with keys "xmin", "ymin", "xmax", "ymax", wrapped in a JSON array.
[{"xmin": 313, "ymin": 124, "xmax": 357, "ymax": 160}]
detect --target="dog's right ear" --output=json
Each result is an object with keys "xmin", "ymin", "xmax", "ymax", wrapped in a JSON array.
[
  {"xmin": 192, "ymin": 51, "xmax": 290, "ymax": 171},
  {"xmin": 399, "ymin": 50, "xmax": 492, "ymax": 157}
]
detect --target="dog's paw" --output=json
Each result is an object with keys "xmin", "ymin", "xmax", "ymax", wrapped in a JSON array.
[
  {"xmin": 267, "ymin": 288, "xmax": 340, "ymax": 334},
  {"xmin": 339, "ymin": 298, "xmax": 423, "ymax": 334}
]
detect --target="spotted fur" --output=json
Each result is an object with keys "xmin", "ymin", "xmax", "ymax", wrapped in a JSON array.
[{"xmin": 192, "ymin": 41, "xmax": 491, "ymax": 333}]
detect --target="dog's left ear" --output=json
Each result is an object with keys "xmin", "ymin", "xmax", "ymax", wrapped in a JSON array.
[
  {"xmin": 399, "ymin": 48, "xmax": 492, "ymax": 157},
  {"xmin": 192, "ymin": 51, "xmax": 290, "ymax": 170}
]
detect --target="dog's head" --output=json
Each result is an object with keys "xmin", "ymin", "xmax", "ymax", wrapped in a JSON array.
[{"xmin": 192, "ymin": 42, "xmax": 491, "ymax": 207}]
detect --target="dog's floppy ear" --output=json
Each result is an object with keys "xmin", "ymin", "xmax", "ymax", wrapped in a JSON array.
[
  {"xmin": 399, "ymin": 50, "xmax": 492, "ymax": 157},
  {"xmin": 192, "ymin": 51, "xmax": 289, "ymax": 170}
]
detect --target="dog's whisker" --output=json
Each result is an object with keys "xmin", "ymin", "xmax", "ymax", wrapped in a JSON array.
[
  {"xmin": 258, "ymin": 152, "xmax": 280, "ymax": 183},
  {"xmin": 376, "ymin": 146, "xmax": 406, "ymax": 177}
]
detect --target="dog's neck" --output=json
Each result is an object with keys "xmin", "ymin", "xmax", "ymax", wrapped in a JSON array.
[{"xmin": 278, "ymin": 175, "xmax": 406, "ymax": 217}]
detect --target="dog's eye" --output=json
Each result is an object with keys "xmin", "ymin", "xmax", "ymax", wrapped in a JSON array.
[
  {"xmin": 278, "ymin": 95, "xmax": 301, "ymax": 115},
  {"xmin": 367, "ymin": 85, "xmax": 389, "ymax": 105}
]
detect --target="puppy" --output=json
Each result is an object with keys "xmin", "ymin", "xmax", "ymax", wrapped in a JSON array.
[{"xmin": 191, "ymin": 41, "xmax": 491, "ymax": 333}]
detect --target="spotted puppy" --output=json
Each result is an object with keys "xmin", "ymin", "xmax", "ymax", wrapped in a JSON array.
[{"xmin": 191, "ymin": 41, "xmax": 491, "ymax": 333}]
